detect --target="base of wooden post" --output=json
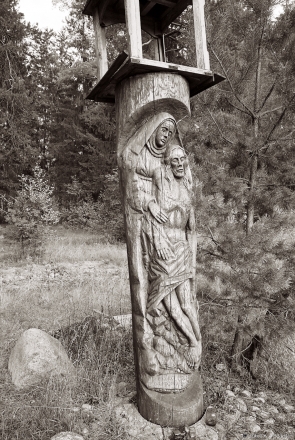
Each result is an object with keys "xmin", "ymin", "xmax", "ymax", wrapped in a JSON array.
[{"xmin": 137, "ymin": 370, "xmax": 204, "ymax": 427}]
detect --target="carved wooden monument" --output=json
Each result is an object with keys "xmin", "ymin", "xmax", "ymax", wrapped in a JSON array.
[{"xmin": 83, "ymin": 0, "xmax": 224, "ymax": 427}]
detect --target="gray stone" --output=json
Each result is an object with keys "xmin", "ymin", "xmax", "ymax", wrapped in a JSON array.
[
  {"xmin": 190, "ymin": 415, "xmax": 218, "ymax": 440},
  {"xmin": 249, "ymin": 423, "xmax": 261, "ymax": 433},
  {"xmin": 113, "ymin": 403, "xmax": 163, "ymax": 439},
  {"xmin": 225, "ymin": 390, "xmax": 235, "ymax": 398},
  {"xmin": 240, "ymin": 390, "xmax": 251, "ymax": 399},
  {"xmin": 215, "ymin": 363, "xmax": 226, "ymax": 372},
  {"xmin": 8, "ymin": 328, "xmax": 75, "ymax": 389},
  {"xmin": 81, "ymin": 404, "xmax": 93, "ymax": 411},
  {"xmin": 244, "ymin": 416, "xmax": 256, "ymax": 423},
  {"xmin": 257, "ymin": 410, "xmax": 270, "ymax": 420},
  {"xmin": 283, "ymin": 404, "xmax": 295, "ymax": 413},
  {"xmin": 113, "ymin": 314, "xmax": 132, "ymax": 328},
  {"xmin": 268, "ymin": 405, "xmax": 279, "ymax": 415},
  {"xmin": 264, "ymin": 418, "xmax": 275, "ymax": 425},
  {"xmin": 235, "ymin": 398, "xmax": 247, "ymax": 413},
  {"xmin": 224, "ymin": 410, "xmax": 241, "ymax": 429},
  {"xmin": 51, "ymin": 433, "xmax": 84, "ymax": 440},
  {"xmin": 253, "ymin": 397, "xmax": 265, "ymax": 404},
  {"xmin": 264, "ymin": 430, "xmax": 275, "ymax": 439},
  {"xmin": 251, "ymin": 406, "xmax": 260, "ymax": 412}
]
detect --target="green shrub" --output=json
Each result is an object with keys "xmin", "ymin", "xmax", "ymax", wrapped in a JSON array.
[{"xmin": 5, "ymin": 164, "xmax": 60, "ymax": 258}]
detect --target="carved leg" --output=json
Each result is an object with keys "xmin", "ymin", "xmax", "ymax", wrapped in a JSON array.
[
  {"xmin": 163, "ymin": 291, "xmax": 198, "ymax": 347},
  {"xmin": 176, "ymin": 280, "xmax": 201, "ymax": 342}
]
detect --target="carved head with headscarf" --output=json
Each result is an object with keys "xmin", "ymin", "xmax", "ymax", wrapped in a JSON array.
[{"xmin": 122, "ymin": 112, "xmax": 180, "ymax": 165}]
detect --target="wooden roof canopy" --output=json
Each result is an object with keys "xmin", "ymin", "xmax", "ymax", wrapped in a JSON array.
[
  {"xmin": 82, "ymin": 0, "xmax": 225, "ymax": 102},
  {"xmin": 83, "ymin": 0, "xmax": 191, "ymax": 37}
]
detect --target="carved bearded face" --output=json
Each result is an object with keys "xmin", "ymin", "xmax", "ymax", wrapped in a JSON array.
[
  {"xmin": 170, "ymin": 147, "xmax": 187, "ymax": 178},
  {"xmin": 155, "ymin": 120, "xmax": 175, "ymax": 148}
]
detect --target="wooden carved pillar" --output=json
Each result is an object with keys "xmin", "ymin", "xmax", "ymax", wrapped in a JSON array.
[{"xmin": 116, "ymin": 72, "xmax": 203, "ymax": 426}]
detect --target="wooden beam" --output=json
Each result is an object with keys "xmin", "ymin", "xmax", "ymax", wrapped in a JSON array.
[
  {"xmin": 155, "ymin": 0, "xmax": 177, "ymax": 6},
  {"xmin": 192, "ymin": 0, "xmax": 210, "ymax": 70},
  {"xmin": 93, "ymin": 8, "xmax": 108, "ymax": 80},
  {"xmin": 98, "ymin": 0, "xmax": 113, "ymax": 23},
  {"xmin": 160, "ymin": 0, "xmax": 191, "ymax": 33},
  {"xmin": 141, "ymin": 0, "xmax": 157, "ymax": 15},
  {"xmin": 124, "ymin": 0, "xmax": 143, "ymax": 58}
]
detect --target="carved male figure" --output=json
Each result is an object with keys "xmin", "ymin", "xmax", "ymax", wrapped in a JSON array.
[{"xmin": 142, "ymin": 144, "xmax": 201, "ymax": 372}]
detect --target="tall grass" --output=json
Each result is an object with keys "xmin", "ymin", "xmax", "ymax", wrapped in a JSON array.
[{"xmin": 0, "ymin": 226, "xmax": 133, "ymax": 439}]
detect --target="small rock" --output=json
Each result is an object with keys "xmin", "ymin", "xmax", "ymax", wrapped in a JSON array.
[
  {"xmin": 264, "ymin": 430, "xmax": 275, "ymax": 439},
  {"xmin": 244, "ymin": 416, "xmax": 256, "ymax": 423},
  {"xmin": 190, "ymin": 416, "xmax": 218, "ymax": 440},
  {"xmin": 51, "ymin": 433, "xmax": 84, "ymax": 440},
  {"xmin": 89, "ymin": 422, "xmax": 99, "ymax": 430},
  {"xmin": 264, "ymin": 418, "xmax": 275, "ymax": 425},
  {"xmin": 240, "ymin": 390, "xmax": 251, "ymax": 399},
  {"xmin": 257, "ymin": 410, "xmax": 270, "ymax": 420},
  {"xmin": 257, "ymin": 391, "xmax": 267, "ymax": 399},
  {"xmin": 235, "ymin": 398, "xmax": 247, "ymax": 413},
  {"xmin": 253, "ymin": 397, "xmax": 265, "ymax": 404},
  {"xmin": 283, "ymin": 404, "xmax": 295, "ymax": 413},
  {"xmin": 225, "ymin": 390, "xmax": 235, "ymax": 398},
  {"xmin": 8, "ymin": 328, "xmax": 75, "ymax": 389},
  {"xmin": 81, "ymin": 427, "xmax": 89, "ymax": 436},
  {"xmin": 274, "ymin": 414, "xmax": 286, "ymax": 423},
  {"xmin": 117, "ymin": 381, "xmax": 128, "ymax": 395},
  {"xmin": 224, "ymin": 410, "xmax": 241, "ymax": 428},
  {"xmin": 278, "ymin": 399, "xmax": 286, "ymax": 406},
  {"xmin": 215, "ymin": 363, "xmax": 226, "ymax": 372},
  {"xmin": 268, "ymin": 405, "xmax": 279, "ymax": 415},
  {"xmin": 251, "ymin": 406, "xmax": 260, "ymax": 412},
  {"xmin": 81, "ymin": 404, "xmax": 93, "ymax": 411},
  {"xmin": 249, "ymin": 423, "xmax": 261, "ymax": 433}
]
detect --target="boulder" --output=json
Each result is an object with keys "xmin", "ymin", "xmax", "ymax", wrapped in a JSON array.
[
  {"xmin": 51, "ymin": 433, "xmax": 84, "ymax": 440},
  {"xmin": 8, "ymin": 328, "xmax": 74, "ymax": 389}
]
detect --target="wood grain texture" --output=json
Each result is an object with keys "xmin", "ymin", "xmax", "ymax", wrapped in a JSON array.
[
  {"xmin": 124, "ymin": 0, "xmax": 143, "ymax": 58},
  {"xmin": 116, "ymin": 72, "xmax": 203, "ymax": 426},
  {"xmin": 192, "ymin": 0, "xmax": 210, "ymax": 70},
  {"xmin": 93, "ymin": 8, "xmax": 108, "ymax": 80},
  {"xmin": 116, "ymin": 72, "xmax": 190, "ymax": 157}
]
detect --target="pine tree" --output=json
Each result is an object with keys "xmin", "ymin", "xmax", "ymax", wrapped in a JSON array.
[{"xmin": 185, "ymin": 0, "xmax": 295, "ymax": 371}]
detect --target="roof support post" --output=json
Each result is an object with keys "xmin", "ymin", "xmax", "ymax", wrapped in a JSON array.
[
  {"xmin": 124, "ymin": 0, "xmax": 143, "ymax": 58},
  {"xmin": 192, "ymin": 0, "xmax": 210, "ymax": 70},
  {"xmin": 93, "ymin": 8, "xmax": 108, "ymax": 79}
]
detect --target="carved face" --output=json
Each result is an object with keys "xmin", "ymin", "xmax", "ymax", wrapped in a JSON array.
[
  {"xmin": 170, "ymin": 147, "xmax": 187, "ymax": 178},
  {"xmin": 155, "ymin": 120, "xmax": 175, "ymax": 148}
]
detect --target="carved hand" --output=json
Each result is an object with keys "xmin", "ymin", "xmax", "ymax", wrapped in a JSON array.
[
  {"xmin": 157, "ymin": 248, "xmax": 174, "ymax": 260},
  {"xmin": 148, "ymin": 201, "xmax": 168, "ymax": 224}
]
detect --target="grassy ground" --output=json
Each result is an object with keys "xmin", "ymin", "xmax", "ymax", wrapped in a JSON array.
[
  {"xmin": 0, "ymin": 225, "xmax": 133, "ymax": 439},
  {"xmin": 1, "ymin": 225, "xmax": 295, "ymax": 439}
]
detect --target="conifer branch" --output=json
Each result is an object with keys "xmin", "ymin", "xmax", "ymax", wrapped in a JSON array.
[
  {"xmin": 208, "ymin": 43, "xmax": 254, "ymax": 118},
  {"xmin": 226, "ymin": 98, "xmax": 251, "ymax": 116},
  {"xmin": 257, "ymin": 77, "xmax": 278, "ymax": 113},
  {"xmin": 260, "ymin": 93, "xmax": 295, "ymax": 153},
  {"xmin": 206, "ymin": 108, "xmax": 234, "ymax": 145},
  {"xmin": 259, "ymin": 106, "xmax": 283, "ymax": 117}
]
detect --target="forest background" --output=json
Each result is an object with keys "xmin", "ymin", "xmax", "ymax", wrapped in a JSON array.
[{"xmin": 1, "ymin": 0, "xmax": 295, "ymax": 382}]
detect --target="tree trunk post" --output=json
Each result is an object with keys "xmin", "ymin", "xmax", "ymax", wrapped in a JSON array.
[{"xmin": 116, "ymin": 72, "xmax": 203, "ymax": 426}]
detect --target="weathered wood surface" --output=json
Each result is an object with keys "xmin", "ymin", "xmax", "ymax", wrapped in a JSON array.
[
  {"xmin": 83, "ymin": 0, "xmax": 191, "ymax": 37},
  {"xmin": 87, "ymin": 54, "xmax": 224, "ymax": 103},
  {"xmin": 93, "ymin": 8, "xmax": 108, "ymax": 80},
  {"xmin": 192, "ymin": 0, "xmax": 210, "ymax": 70},
  {"xmin": 116, "ymin": 72, "xmax": 203, "ymax": 426},
  {"xmin": 124, "ymin": 0, "xmax": 143, "ymax": 58}
]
